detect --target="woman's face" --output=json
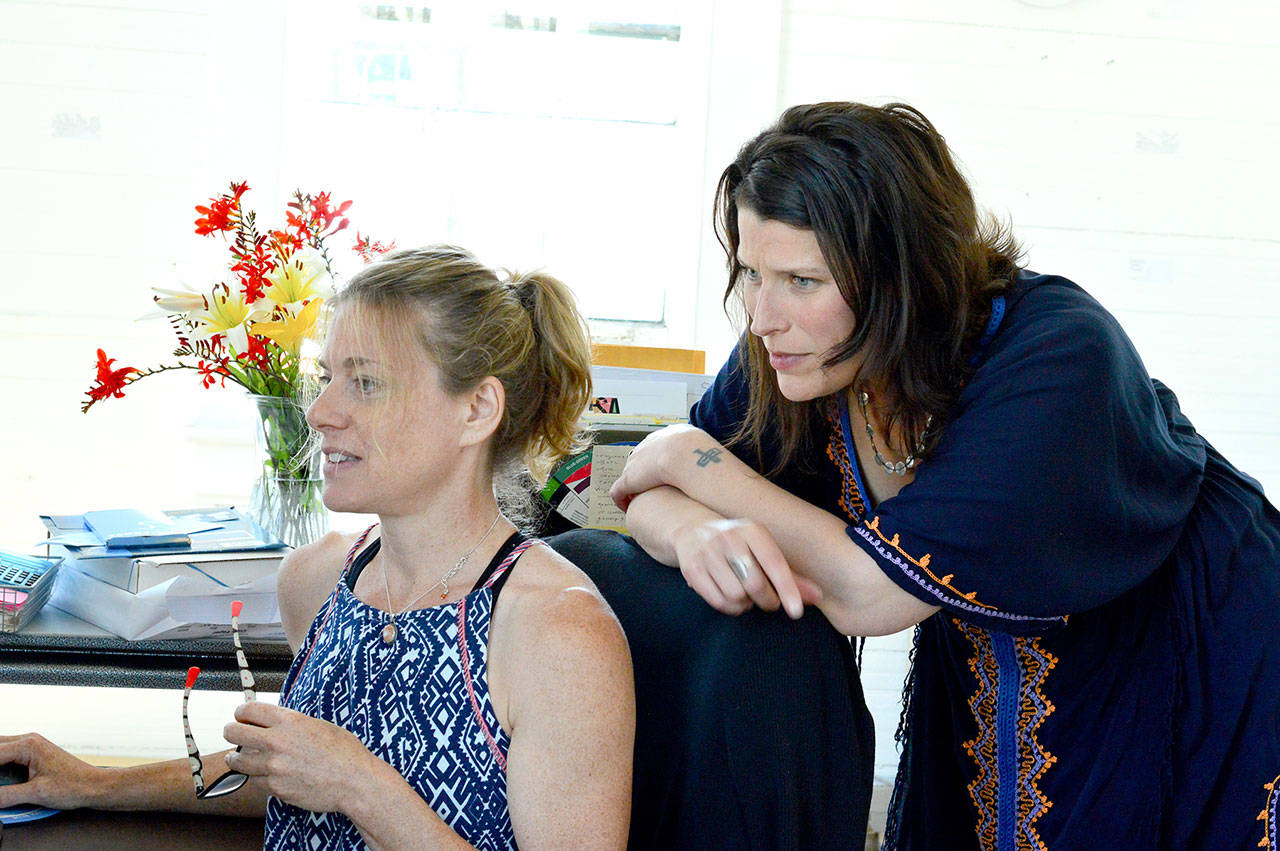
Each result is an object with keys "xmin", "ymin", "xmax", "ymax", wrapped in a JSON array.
[
  {"xmin": 305, "ymin": 308, "xmax": 471, "ymax": 517},
  {"xmin": 737, "ymin": 206, "xmax": 859, "ymax": 402}
]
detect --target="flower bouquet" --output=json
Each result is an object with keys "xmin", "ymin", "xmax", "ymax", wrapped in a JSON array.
[{"xmin": 84, "ymin": 181, "xmax": 393, "ymax": 547}]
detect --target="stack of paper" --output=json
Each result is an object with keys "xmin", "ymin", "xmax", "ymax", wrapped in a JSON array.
[
  {"xmin": 40, "ymin": 507, "xmax": 288, "ymax": 640},
  {"xmin": 48, "ymin": 569, "xmax": 282, "ymax": 641},
  {"xmin": 587, "ymin": 364, "xmax": 714, "ymax": 426}
]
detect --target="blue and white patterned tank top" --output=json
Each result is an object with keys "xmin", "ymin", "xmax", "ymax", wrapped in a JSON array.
[{"xmin": 263, "ymin": 527, "xmax": 535, "ymax": 850}]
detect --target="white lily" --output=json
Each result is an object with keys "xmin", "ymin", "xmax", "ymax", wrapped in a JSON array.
[
  {"xmin": 153, "ymin": 286, "xmax": 208, "ymax": 313},
  {"xmin": 263, "ymin": 248, "xmax": 333, "ymax": 307},
  {"xmin": 189, "ymin": 290, "xmax": 269, "ymax": 354},
  {"xmin": 137, "ymin": 286, "xmax": 208, "ymax": 320}
]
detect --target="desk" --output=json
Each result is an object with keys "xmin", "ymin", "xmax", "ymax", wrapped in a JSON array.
[
  {"xmin": 0, "ymin": 607, "xmax": 293, "ymax": 692},
  {"xmin": 1, "ymin": 809, "xmax": 264, "ymax": 849}
]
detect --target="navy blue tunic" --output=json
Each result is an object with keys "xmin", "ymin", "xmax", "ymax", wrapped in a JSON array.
[{"xmin": 691, "ymin": 271, "xmax": 1280, "ymax": 849}]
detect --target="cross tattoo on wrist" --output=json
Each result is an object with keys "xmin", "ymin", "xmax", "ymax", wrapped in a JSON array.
[{"xmin": 693, "ymin": 447, "xmax": 724, "ymax": 467}]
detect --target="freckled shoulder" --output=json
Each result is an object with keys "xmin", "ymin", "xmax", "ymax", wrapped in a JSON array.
[
  {"xmin": 486, "ymin": 543, "xmax": 634, "ymax": 775},
  {"xmin": 491, "ymin": 543, "xmax": 630, "ymax": 676},
  {"xmin": 277, "ymin": 530, "xmax": 364, "ymax": 652},
  {"xmin": 499, "ymin": 544, "xmax": 614, "ymax": 618}
]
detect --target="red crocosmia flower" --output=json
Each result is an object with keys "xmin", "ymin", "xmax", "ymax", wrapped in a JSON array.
[
  {"xmin": 230, "ymin": 181, "xmax": 250, "ymax": 199},
  {"xmin": 196, "ymin": 359, "xmax": 228, "ymax": 389},
  {"xmin": 319, "ymin": 199, "xmax": 353, "ymax": 234},
  {"xmin": 238, "ymin": 334, "xmax": 271, "ymax": 371},
  {"xmin": 194, "ymin": 196, "xmax": 239, "ymax": 235},
  {"xmin": 270, "ymin": 228, "xmax": 303, "ymax": 253},
  {"xmin": 235, "ymin": 268, "xmax": 268, "ymax": 302},
  {"xmin": 353, "ymin": 232, "xmax": 396, "ymax": 263},
  {"xmin": 84, "ymin": 349, "xmax": 139, "ymax": 409}
]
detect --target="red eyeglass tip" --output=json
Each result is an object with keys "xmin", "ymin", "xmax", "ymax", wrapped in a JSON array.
[
  {"xmin": 230, "ymin": 600, "xmax": 243, "ymax": 618},
  {"xmin": 185, "ymin": 667, "xmax": 201, "ymax": 688}
]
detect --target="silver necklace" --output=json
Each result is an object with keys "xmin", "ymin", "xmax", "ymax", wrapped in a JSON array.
[
  {"xmin": 379, "ymin": 513, "xmax": 502, "ymax": 646},
  {"xmin": 857, "ymin": 390, "xmax": 932, "ymax": 476}
]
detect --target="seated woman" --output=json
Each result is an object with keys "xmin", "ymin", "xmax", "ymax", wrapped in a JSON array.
[
  {"xmin": 0, "ymin": 245, "xmax": 634, "ymax": 850},
  {"xmin": 611, "ymin": 102, "xmax": 1280, "ymax": 848}
]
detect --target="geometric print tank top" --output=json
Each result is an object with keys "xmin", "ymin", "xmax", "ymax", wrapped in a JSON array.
[{"xmin": 263, "ymin": 527, "xmax": 535, "ymax": 850}]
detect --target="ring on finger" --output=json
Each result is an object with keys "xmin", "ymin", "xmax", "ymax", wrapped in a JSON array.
[{"xmin": 728, "ymin": 556, "xmax": 753, "ymax": 583}]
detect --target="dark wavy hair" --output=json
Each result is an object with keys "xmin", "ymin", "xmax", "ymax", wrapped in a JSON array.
[{"xmin": 714, "ymin": 102, "xmax": 1022, "ymax": 475}]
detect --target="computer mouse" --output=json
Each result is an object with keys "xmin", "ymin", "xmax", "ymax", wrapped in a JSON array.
[{"xmin": 0, "ymin": 761, "xmax": 28, "ymax": 787}]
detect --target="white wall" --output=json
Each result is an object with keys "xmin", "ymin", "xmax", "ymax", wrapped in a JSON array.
[{"xmin": 775, "ymin": 0, "xmax": 1280, "ymax": 782}]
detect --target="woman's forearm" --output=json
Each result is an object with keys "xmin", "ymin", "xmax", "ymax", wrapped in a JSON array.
[
  {"xmin": 94, "ymin": 751, "xmax": 268, "ymax": 817},
  {"xmin": 625, "ymin": 486, "xmax": 725, "ymax": 566},
  {"xmin": 646, "ymin": 431, "xmax": 936, "ymax": 634}
]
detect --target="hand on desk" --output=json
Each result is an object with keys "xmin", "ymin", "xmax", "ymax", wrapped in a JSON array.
[{"xmin": 0, "ymin": 733, "xmax": 106, "ymax": 810}]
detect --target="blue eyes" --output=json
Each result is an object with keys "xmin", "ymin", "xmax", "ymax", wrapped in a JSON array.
[
  {"xmin": 739, "ymin": 267, "xmax": 820, "ymax": 290},
  {"xmin": 316, "ymin": 374, "xmax": 380, "ymax": 396}
]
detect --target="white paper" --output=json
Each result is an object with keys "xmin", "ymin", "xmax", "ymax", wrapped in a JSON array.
[
  {"xmin": 587, "ymin": 444, "xmax": 633, "ymax": 531},
  {"xmin": 49, "ymin": 566, "xmax": 283, "ymax": 641},
  {"xmin": 591, "ymin": 378, "xmax": 687, "ymax": 418},
  {"xmin": 165, "ymin": 574, "xmax": 279, "ymax": 626},
  {"xmin": 591, "ymin": 365, "xmax": 714, "ymax": 411}
]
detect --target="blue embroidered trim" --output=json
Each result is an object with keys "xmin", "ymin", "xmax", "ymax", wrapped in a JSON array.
[
  {"xmin": 847, "ymin": 524, "xmax": 1065, "ymax": 626},
  {"xmin": 969, "ymin": 294, "xmax": 1007, "ymax": 366},
  {"xmin": 956, "ymin": 622, "xmax": 1058, "ymax": 851},
  {"xmin": 993, "ymin": 632, "xmax": 1020, "ymax": 851}
]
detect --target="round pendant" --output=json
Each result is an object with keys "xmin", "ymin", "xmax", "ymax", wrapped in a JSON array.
[{"xmin": 381, "ymin": 622, "xmax": 397, "ymax": 645}]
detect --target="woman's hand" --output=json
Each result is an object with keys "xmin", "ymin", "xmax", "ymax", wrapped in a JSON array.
[
  {"xmin": 223, "ymin": 701, "xmax": 383, "ymax": 815},
  {"xmin": 610, "ymin": 424, "xmax": 714, "ymax": 512},
  {"xmin": 0, "ymin": 732, "xmax": 109, "ymax": 810},
  {"xmin": 672, "ymin": 516, "xmax": 823, "ymax": 619}
]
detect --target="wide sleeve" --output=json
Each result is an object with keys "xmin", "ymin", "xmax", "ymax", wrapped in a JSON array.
[
  {"xmin": 689, "ymin": 339, "xmax": 751, "ymax": 443},
  {"xmin": 847, "ymin": 284, "xmax": 1206, "ymax": 635}
]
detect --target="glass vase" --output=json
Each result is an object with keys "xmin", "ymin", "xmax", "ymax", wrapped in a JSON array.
[{"xmin": 247, "ymin": 394, "xmax": 328, "ymax": 548}]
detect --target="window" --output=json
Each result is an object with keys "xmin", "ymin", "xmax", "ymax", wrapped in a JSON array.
[{"xmin": 271, "ymin": 0, "xmax": 712, "ymax": 328}]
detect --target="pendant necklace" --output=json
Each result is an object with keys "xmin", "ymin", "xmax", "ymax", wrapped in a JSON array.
[
  {"xmin": 857, "ymin": 389, "xmax": 932, "ymax": 476},
  {"xmin": 379, "ymin": 513, "xmax": 502, "ymax": 646}
]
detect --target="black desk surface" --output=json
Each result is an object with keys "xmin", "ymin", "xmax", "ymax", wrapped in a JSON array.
[
  {"xmin": 1, "ymin": 809, "xmax": 264, "ymax": 849},
  {"xmin": 0, "ymin": 608, "xmax": 293, "ymax": 692}
]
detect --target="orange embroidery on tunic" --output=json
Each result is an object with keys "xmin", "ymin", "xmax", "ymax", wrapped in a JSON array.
[
  {"xmin": 956, "ymin": 620, "xmax": 1058, "ymax": 851},
  {"xmin": 823, "ymin": 400, "xmax": 866, "ymax": 522},
  {"xmin": 1260, "ymin": 774, "xmax": 1280, "ymax": 848},
  {"xmin": 866, "ymin": 516, "xmax": 996, "ymax": 611},
  {"xmin": 959, "ymin": 622, "xmax": 1001, "ymax": 850}
]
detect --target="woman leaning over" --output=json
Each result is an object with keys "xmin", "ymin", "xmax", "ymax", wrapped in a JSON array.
[
  {"xmin": 611, "ymin": 102, "xmax": 1280, "ymax": 848},
  {"xmin": 0, "ymin": 245, "xmax": 634, "ymax": 850}
]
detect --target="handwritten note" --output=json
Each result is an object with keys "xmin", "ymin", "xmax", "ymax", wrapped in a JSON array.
[{"xmin": 587, "ymin": 444, "xmax": 634, "ymax": 531}]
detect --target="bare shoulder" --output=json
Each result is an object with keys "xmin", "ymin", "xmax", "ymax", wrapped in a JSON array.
[
  {"xmin": 493, "ymin": 544, "xmax": 635, "ymax": 845},
  {"xmin": 491, "ymin": 541, "xmax": 633, "ymax": 730},
  {"xmin": 497, "ymin": 543, "xmax": 628, "ymax": 653},
  {"xmin": 277, "ymin": 530, "xmax": 369, "ymax": 651}
]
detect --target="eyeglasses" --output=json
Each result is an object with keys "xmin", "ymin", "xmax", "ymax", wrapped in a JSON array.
[{"xmin": 182, "ymin": 600, "xmax": 257, "ymax": 799}]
